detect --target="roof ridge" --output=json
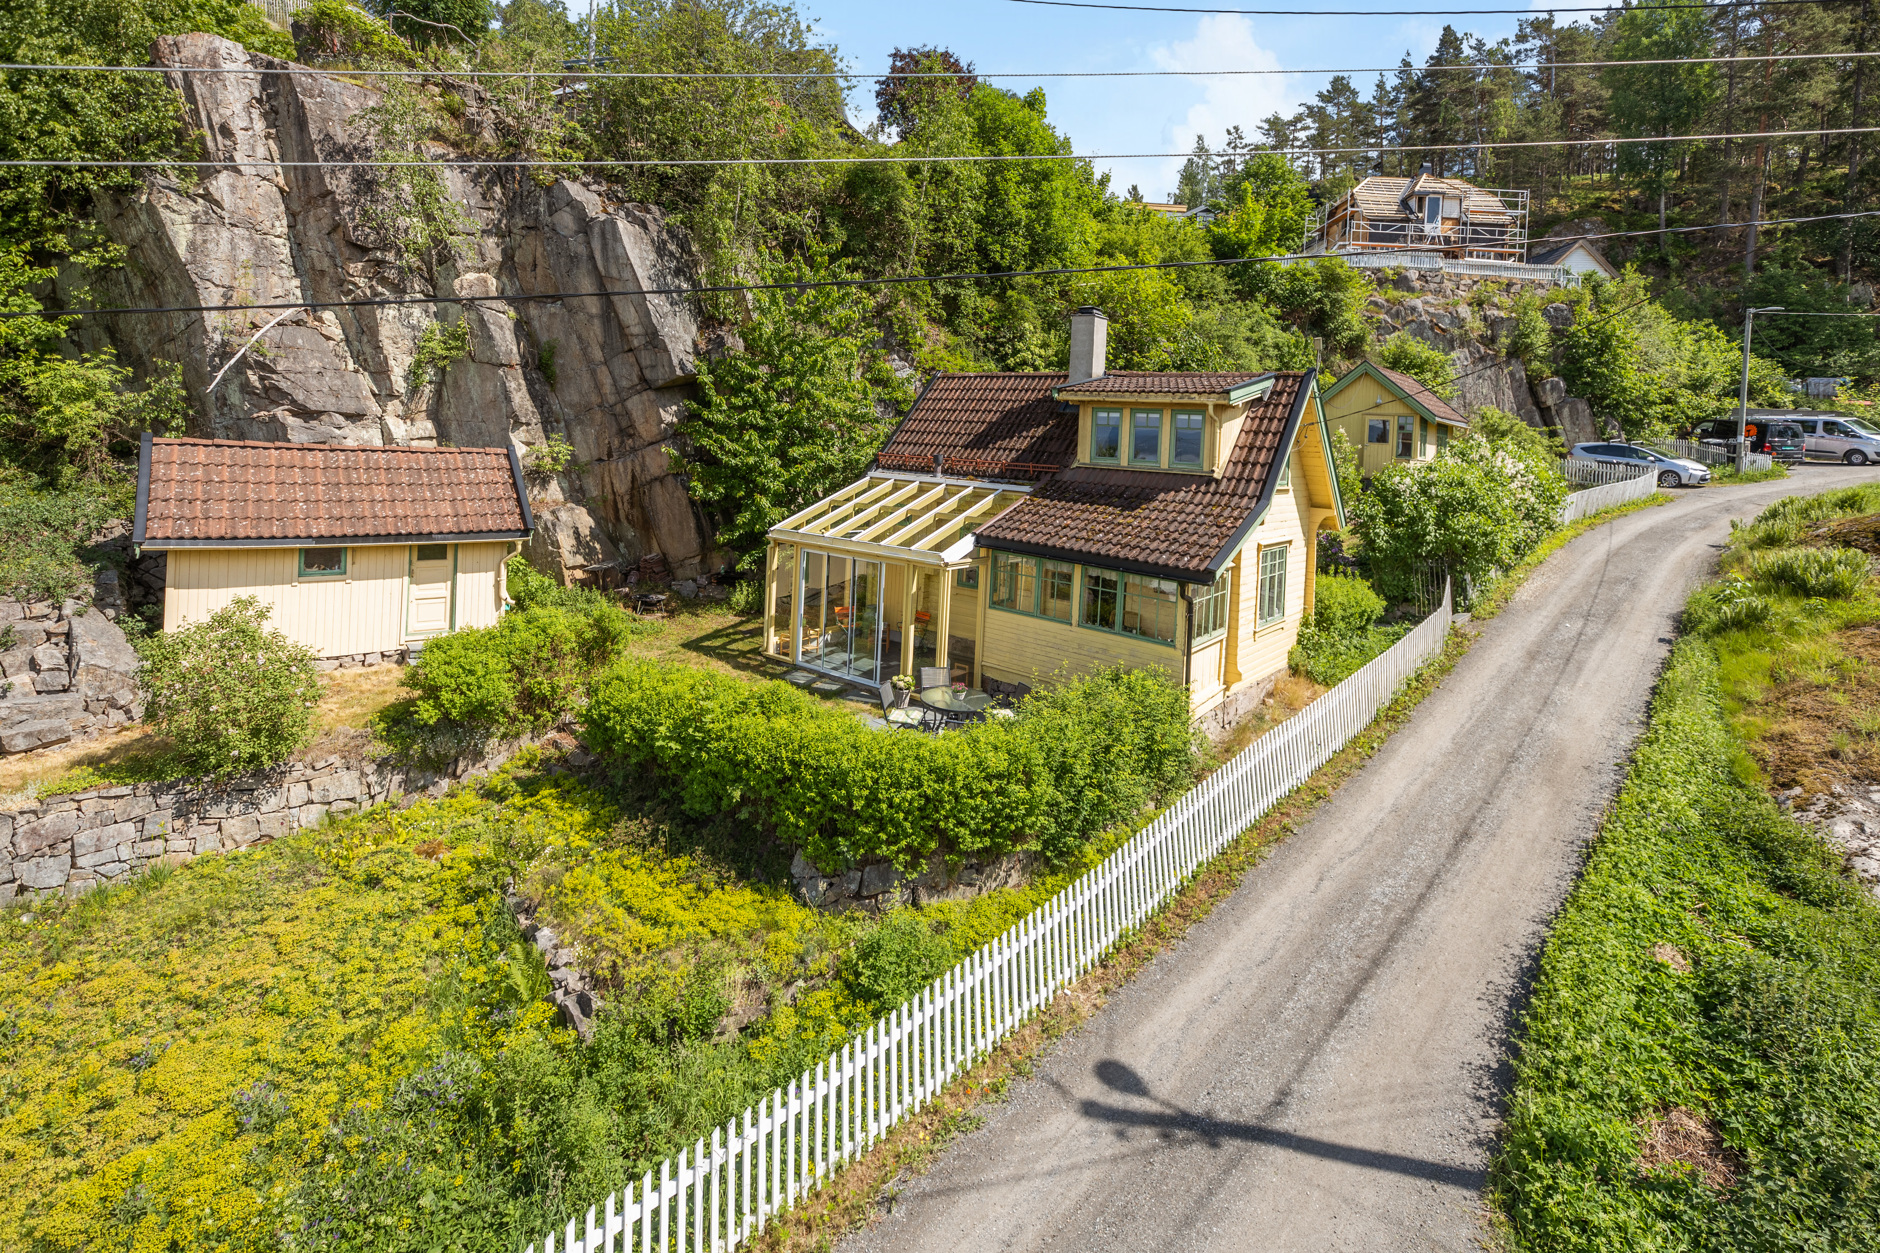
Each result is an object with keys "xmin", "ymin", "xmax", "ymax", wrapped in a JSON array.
[{"xmin": 151, "ymin": 436, "xmax": 508, "ymax": 454}]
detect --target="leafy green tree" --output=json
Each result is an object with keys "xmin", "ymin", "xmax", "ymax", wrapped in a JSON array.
[
  {"xmin": 1375, "ymin": 331, "xmax": 1459, "ymax": 398},
  {"xmin": 676, "ymin": 255, "xmax": 913, "ymax": 568},
  {"xmin": 1604, "ymin": 4, "xmax": 1715, "ymax": 250},
  {"xmin": 1237, "ymin": 258, "xmax": 1373, "ymax": 359},
  {"xmin": 1743, "ymin": 265, "xmax": 1880, "ymax": 379},
  {"xmin": 371, "ymin": 0, "xmax": 495, "ymax": 46},
  {"xmin": 1207, "ymin": 152, "xmax": 1315, "ymax": 263},
  {"xmin": 0, "ymin": 0, "xmax": 291, "ymax": 249}
]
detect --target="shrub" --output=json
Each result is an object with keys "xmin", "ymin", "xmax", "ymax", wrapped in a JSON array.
[
  {"xmin": 1471, "ymin": 405, "xmax": 1566, "ymax": 461},
  {"xmin": 1744, "ymin": 546, "xmax": 1871, "ymax": 599},
  {"xmin": 844, "ymin": 909, "xmax": 954, "ymax": 1009},
  {"xmin": 1308, "ymin": 571, "xmax": 1385, "ymax": 636},
  {"xmin": 1682, "ymin": 574, "xmax": 1772, "ymax": 636},
  {"xmin": 0, "ymin": 483, "xmax": 119, "ymax": 603},
  {"xmin": 133, "ymin": 597, "xmax": 321, "ymax": 777},
  {"xmin": 581, "ymin": 661, "xmax": 1200, "ymax": 870},
  {"xmin": 407, "ymin": 604, "xmax": 638, "ymax": 738}
]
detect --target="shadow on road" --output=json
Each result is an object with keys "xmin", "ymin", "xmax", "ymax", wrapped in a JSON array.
[{"xmin": 1080, "ymin": 1060, "xmax": 1481, "ymax": 1188}]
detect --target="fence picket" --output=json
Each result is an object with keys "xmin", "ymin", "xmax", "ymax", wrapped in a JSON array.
[{"xmin": 527, "ymin": 582, "xmax": 1454, "ymax": 1252}]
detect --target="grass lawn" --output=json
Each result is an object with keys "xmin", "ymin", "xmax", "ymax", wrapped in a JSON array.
[{"xmin": 1492, "ymin": 487, "xmax": 1880, "ymax": 1251}]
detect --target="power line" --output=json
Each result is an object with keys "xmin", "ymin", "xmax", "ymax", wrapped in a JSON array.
[
  {"xmin": 5, "ymin": 125, "xmax": 1870, "ymax": 169},
  {"xmin": 17, "ymin": 207, "xmax": 1880, "ymax": 323},
  {"xmin": 4, "ymin": 47, "xmax": 1877, "ymax": 79},
  {"xmin": 1007, "ymin": 0, "xmax": 1834, "ymax": 14}
]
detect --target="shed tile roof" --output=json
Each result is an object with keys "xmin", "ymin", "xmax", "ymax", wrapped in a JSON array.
[
  {"xmin": 1371, "ymin": 364, "xmax": 1467, "ymax": 428},
  {"xmin": 137, "ymin": 438, "xmax": 531, "ymax": 545},
  {"xmin": 1055, "ymin": 371, "xmax": 1269, "ymax": 396},
  {"xmin": 975, "ymin": 373, "xmax": 1309, "ymax": 580},
  {"xmin": 874, "ymin": 373, "xmax": 1073, "ymax": 479}
]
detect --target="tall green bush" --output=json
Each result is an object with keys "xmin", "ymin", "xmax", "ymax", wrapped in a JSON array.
[
  {"xmin": 581, "ymin": 661, "xmax": 1199, "ymax": 870},
  {"xmin": 134, "ymin": 596, "xmax": 321, "ymax": 777},
  {"xmin": 406, "ymin": 603, "xmax": 641, "ymax": 739}
]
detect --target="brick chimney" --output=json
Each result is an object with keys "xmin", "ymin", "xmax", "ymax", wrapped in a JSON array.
[{"xmin": 1068, "ymin": 306, "xmax": 1108, "ymax": 385}]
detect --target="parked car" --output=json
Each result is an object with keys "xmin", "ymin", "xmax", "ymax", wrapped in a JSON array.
[
  {"xmin": 1568, "ymin": 442, "xmax": 1711, "ymax": 487},
  {"xmin": 1687, "ymin": 418, "xmax": 1808, "ymax": 464},
  {"xmin": 1783, "ymin": 415, "xmax": 1880, "ymax": 465}
]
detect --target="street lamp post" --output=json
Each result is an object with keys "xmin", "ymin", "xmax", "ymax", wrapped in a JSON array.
[{"xmin": 1738, "ymin": 306, "xmax": 1784, "ymax": 474}]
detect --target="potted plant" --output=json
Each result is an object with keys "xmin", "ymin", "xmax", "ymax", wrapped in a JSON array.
[{"xmin": 890, "ymin": 673, "xmax": 915, "ymax": 707}]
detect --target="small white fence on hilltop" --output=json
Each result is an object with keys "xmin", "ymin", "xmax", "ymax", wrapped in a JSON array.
[
  {"xmin": 1560, "ymin": 463, "xmax": 1657, "ymax": 524},
  {"xmin": 527, "ymin": 584, "xmax": 1456, "ymax": 1253},
  {"xmin": 1657, "ymin": 439, "xmax": 1774, "ymax": 473},
  {"xmin": 248, "ymin": 0, "xmax": 308, "ymax": 22}
]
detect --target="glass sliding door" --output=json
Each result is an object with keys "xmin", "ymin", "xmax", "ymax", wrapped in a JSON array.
[{"xmin": 796, "ymin": 550, "xmax": 883, "ymax": 682}]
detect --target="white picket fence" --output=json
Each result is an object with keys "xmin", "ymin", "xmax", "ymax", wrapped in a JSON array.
[
  {"xmin": 1559, "ymin": 465, "xmax": 1657, "ymax": 524},
  {"xmin": 527, "ymin": 586, "xmax": 1457, "ymax": 1253}
]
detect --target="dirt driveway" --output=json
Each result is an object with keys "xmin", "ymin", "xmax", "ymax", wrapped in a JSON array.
[{"xmin": 840, "ymin": 467, "xmax": 1880, "ymax": 1253}]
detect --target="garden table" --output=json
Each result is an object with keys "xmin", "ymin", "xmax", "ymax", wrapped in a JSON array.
[{"xmin": 919, "ymin": 687, "xmax": 992, "ymax": 728}]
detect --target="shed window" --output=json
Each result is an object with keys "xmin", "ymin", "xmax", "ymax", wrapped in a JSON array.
[
  {"xmin": 1193, "ymin": 570, "xmax": 1231, "ymax": 641},
  {"xmin": 299, "ymin": 547, "xmax": 347, "ymax": 577},
  {"xmin": 1395, "ymin": 415, "xmax": 1415, "ymax": 458},
  {"xmin": 414, "ymin": 544, "xmax": 449, "ymax": 562},
  {"xmin": 1257, "ymin": 544, "xmax": 1289, "ymax": 626},
  {"xmin": 1367, "ymin": 418, "xmax": 1390, "ymax": 444},
  {"xmin": 1172, "ymin": 410, "xmax": 1205, "ymax": 467},
  {"xmin": 1091, "ymin": 409, "xmax": 1122, "ymax": 462}
]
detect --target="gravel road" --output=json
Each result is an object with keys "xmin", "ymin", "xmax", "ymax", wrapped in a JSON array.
[{"xmin": 841, "ymin": 467, "xmax": 1880, "ymax": 1253}]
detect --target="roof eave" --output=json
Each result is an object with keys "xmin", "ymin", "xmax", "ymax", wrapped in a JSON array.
[
  {"xmin": 1198, "ymin": 366, "xmax": 1318, "ymax": 580},
  {"xmin": 139, "ymin": 530, "xmax": 534, "ymax": 550}
]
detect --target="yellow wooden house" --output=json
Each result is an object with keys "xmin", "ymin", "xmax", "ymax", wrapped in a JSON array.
[
  {"xmin": 761, "ymin": 308, "xmax": 1346, "ymax": 737},
  {"xmin": 1320, "ymin": 361, "xmax": 1469, "ymax": 477},
  {"xmin": 134, "ymin": 436, "xmax": 533, "ymax": 663}
]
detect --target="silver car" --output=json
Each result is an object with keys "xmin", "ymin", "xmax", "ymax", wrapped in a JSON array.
[
  {"xmin": 1789, "ymin": 415, "xmax": 1880, "ymax": 465},
  {"xmin": 1568, "ymin": 442, "xmax": 1712, "ymax": 487}
]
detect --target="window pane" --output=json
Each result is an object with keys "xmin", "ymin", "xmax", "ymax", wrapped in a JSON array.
[
  {"xmin": 301, "ymin": 547, "xmax": 345, "ymax": 574},
  {"xmin": 1395, "ymin": 415, "xmax": 1414, "ymax": 457},
  {"xmin": 1092, "ymin": 409, "xmax": 1122, "ymax": 460},
  {"xmin": 1082, "ymin": 568, "xmax": 1119, "ymax": 629},
  {"xmin": 414, "ymin": 544, "xmax": 448, "ymax": 562},
  {"xmin": 1368, "ymin": 418, "xmax": 1389, "ymax": 444},
  {"xmin": 955, "ymin": 565, "xmax": 979, "ymax": 590},
  {"xmin": 1042, "ymin": 560, "xmax": 1075, "ymax": 620},
  {"xmin": 1121, "ymin": 574, "xmax": 1178, "ymax": 643},
  {"xmin": 1172, "ymin": 411, "xmax": 1205, "ymax": 466},
  {"xmin": 1131, "ymin": 410, "xmax": 1162, "ymax": 464},
  {"xmin": 1258, "ymin": 545, "xmax": 1289, "ymax": 625},
  {"xmin": 1015, "ymin": 556, "xmax": 1038, "ymax": 614},
  {"xmin": 1193, "ymin": 570, "xmax": 1230, "ymax": 640},
  {"xmin": 990, "ymin": 552, "xmax": 1019, "ymax": 609}
]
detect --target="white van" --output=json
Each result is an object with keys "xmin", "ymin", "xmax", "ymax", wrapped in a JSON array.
[{"xmin": 1788, "ymin": 415, "xmax": 1880, "ymax": 465}]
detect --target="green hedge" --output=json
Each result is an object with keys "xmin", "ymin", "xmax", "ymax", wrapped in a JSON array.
[
  {"xmin": 580, "ymin": 661, "xmax": 1199, "ymax": 871},
  {"xmin": 1492, "ymin": 641, "xmax": 1880, "ymax": 1250}
]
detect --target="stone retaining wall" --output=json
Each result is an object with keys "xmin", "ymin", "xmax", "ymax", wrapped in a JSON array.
[{"xmin": 1, "ymin": 739, "xmax": 526, "ymax": 901}]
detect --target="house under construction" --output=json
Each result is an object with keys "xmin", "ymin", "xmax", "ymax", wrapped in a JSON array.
[{"xmin": 1305, "ymin": 169, "xmax": 1529, "ymax": 263}]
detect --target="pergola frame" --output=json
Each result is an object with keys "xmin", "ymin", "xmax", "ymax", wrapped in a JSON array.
[{"xmin": 766, "ymin": 472, "xmax": 1031, "ymax": 684}]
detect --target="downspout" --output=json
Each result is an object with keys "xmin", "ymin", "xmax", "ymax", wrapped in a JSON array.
[{"xmin": 1180, "ymin": 584, "xmax": 1197, "ymax": 691}]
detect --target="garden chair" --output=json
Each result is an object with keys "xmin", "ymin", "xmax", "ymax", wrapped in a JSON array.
[
  {"xmin": 918, "ymin": 666, "xmax": 950, "ymax": 691},
  {"xmin": 877, "ymin": 680, "xmax": 930, "ymax": 731}
]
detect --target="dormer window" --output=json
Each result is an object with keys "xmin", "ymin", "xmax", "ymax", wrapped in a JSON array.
[
  {"xmin": 1423, "ymin": 196, "xmax": 1440, "ymax": 225},
  {"xmin": 1131, "ymin": 410, "xmax": 1161, "ymax": 464},
  {"xmin": 1172, "ymin": 410, "xmax": 1205, "ymax": 467},
  {"xmin": 1092, "ymin": 408, "xmax": 1122, "ymax": 462}
]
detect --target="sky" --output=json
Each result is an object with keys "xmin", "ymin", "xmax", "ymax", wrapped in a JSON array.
[{"xmin": 791, "ymin": 0, "xmax": 1546, "ymax": 200}]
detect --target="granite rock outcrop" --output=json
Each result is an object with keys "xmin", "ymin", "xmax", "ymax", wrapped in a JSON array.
[{"xmin": 65, "ymin": 33, "xmax": 718, "ymax": 580}]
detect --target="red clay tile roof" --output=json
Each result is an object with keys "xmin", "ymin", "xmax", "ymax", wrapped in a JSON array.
[
  {"xmin": 1369, "ymin": 364, "xmax": 1467, "ymax": 427},
  {"xmin": 1055, "ymin": 371, "xmax": 1269, "ymax": 396},
  {"xmin": 875, "ymin": 373, "xmax": 1073, "ymax": 479},
  {"xmin": 976, "ymin": 372, "xmax": 1311, "ymax": 580},
  {"xmin": 136, "ymin": 437, "xmax": 532, "ymax": 545}
]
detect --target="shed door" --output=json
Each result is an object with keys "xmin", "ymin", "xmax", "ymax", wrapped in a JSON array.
[{"xmin": 409, "ymin": 544, "xmax": 454, "ymax": 635}]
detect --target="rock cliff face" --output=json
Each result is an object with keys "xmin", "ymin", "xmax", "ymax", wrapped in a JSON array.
[{"xmin": 66, "ymin": 33, "xmax": 718, "ymax": 579}]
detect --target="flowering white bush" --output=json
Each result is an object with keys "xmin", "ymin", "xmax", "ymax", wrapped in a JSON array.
[
  {"xmin": 134, "ymin": 596, "xmax": 321, "ymax": 777},
  {"xmin": 1349, "ymin": 432, "xmax": 1567, "ymax": 602}
]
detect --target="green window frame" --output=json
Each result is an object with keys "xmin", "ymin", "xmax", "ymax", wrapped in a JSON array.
[
  {"xmin": 1395, "ymin": 415, "xmax": 1415, "ymax": 458},
  {"xmin": 1277, "ymin": 451, "xmax": 1292, "ymax": 489},
  {"xmin": 1257, "ymin": 544, "xmax": 1289, "ymax": 626},
  {"xmin": 1192, "ymin": 570, "xmax": 1231, "ymax": 641},
  {"xmin": 955, "ymin": 565, "xmax": 980, "ymax": 590},
  {"xmin": 1171, "ymin": 410, "xmax": 1206, "ymax": 468},
  {"xmin": 1130, "ymin": 409, "xmax": 1163, "ymax": 466},
  {"xmin": 1436, "ymin": 422, "xmax": 1449, "ymax": 452},
  {"xmin": 989, "ymin": 552, "xmax": 1073, "ymax": 620},
  {"xmin": 1091, "ymin": 408, "xmax": 1123, "ymax": 462},
  {"xmin": 299, "ymin": 546, "xmax": 347, "ymax": 577},
  {"xmin": 1080, "ymin": 565, "xmax": 1178, "ymax": 645}
]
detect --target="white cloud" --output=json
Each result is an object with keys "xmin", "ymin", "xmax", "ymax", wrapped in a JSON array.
[{"xmin": 1141, "ymin": 16, "xmax": 1298, "ymax": 201}]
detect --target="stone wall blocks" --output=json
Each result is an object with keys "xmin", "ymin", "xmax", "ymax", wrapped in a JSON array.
[
  {"xmin": 297, "ymin": 803, "xmax": 329, "ymax": 827},
  {"xmin": 75, "ymin": 822, "xmax": 137, "ymax": 859},
  {"xmin": 133, "ymin": 839, "xmax": 165, "ymax": 859},
  {"xmin": 113, "ymin": 794, "xmax": 156, "ymax": 824},
  {"xmin": 17, "ymin": 856, "xmax": 70, "ymax": 891},
  {"xmin": 16, "ymin": 810, "xmax": 79, "ymax": 857},
  {"xmin": 221, "ymin": 814, "xmax": 261, "ymax": 845},
  {"xmin": 257, "ymin": 812, "xmax": 293, "ymax": 840},
  {"xmin": 77, "ymin": 845, "xmax": 131, "ymax": 870},
  {"xmin": 309, "ymin": 771, "xmax": 360, "ymax": 804},
  {"xmin": 286, "ymin": 781, "xmax": 310, "ymax": 809}
]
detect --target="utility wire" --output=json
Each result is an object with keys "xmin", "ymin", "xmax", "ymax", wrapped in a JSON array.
[
  {"xmin": 5, "ymin": 125, "xmax": 1871, "ymax": 169},
  {"xmin": 15, "ymin": 208, "xmax": 1880, "ymax": 323},
  {"xmin": 5, "ymin": 47, "xmax": 1877, "ymax": 78},
  {"xmin": 1007, "ymin": 0, "xmax": 1839, "ymax": 14}
]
